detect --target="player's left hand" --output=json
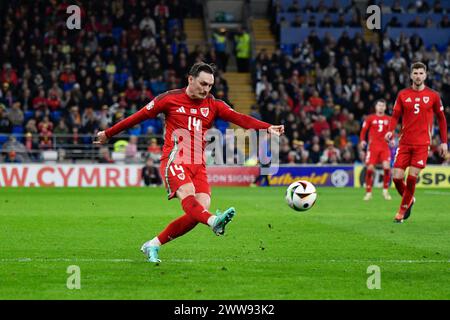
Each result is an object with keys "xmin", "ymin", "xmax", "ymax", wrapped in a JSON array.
[
  {"xmin": 268, "ymin": 125, "xmax": 284, "ymax": 136},
  {"xmin": 93, "ymin": 131, "xmax": 108, "ymax": 145},
  {"xmin": 439, "ymin": 143, "xmax": 448, "ymax": 158}
]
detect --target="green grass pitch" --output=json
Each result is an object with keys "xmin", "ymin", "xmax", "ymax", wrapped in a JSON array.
[{"xmin": 0, "ymin": 187, "xmax": 449, "ymax": 299}]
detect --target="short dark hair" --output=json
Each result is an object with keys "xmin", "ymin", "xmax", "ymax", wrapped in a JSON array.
[
  {"xmin": 375, "ymin": 98, "xmax": 386, "ymax": 106},
  {"xmin": 411, "ymin": 62, "xmax": 427, "ymax": 72},
  {"xmin": 188, "ymin": 62, "xmax": 216, "ymax": 78}
]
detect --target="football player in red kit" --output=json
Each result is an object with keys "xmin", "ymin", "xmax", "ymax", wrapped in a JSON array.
[
  {"xmin": 385, "ymin": 62, "xmax": 448, "ymax": 223},
  {"xmin": 360, "ymin": 99, "xmax": 392, "ymax": 201},
  {"xmin": 94, "ymin": 62, "xmax": 284, "ymax": 262}
]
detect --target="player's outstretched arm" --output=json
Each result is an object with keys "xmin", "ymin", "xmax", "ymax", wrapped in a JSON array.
[
  {"xmin": 93, "ymin": 99, "xmax": 163, "ymax": 145},
  {"xmin": 216, "ymin": 100, "xmax": 284, "ymax": 135}
]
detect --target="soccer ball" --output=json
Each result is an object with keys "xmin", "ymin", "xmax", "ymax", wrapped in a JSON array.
[{"xmin": 285, "ymin": 180, "xmax": 317, "ymax": 212}]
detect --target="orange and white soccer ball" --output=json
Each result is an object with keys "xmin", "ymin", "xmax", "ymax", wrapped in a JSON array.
[{"xmin": 285, "ymin": 180, "xmax": 317, "ymax": 212}]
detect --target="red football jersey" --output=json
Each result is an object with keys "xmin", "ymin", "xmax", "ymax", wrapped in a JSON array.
[
  {"xmin": 389, "ymin": 86, "xmax": 447, "ymax": 146},
  {"xmin": 105, "ymin": 88, "xmax": 271, "ymax": 164},
  {"xmin": 360, "ymin": 114, "xmax": 391, "ymax": 149}
]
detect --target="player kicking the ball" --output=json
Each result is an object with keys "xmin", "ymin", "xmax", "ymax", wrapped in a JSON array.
[
  {"xmin": 385, "ymin": 62, "xmax": 448, "ymax": 223},
  {"xmin": 94, "ymin": 62, "xmax": 284, "ymax": 262},
  {"xmin": 360, "ymin": 99, "xmax": 392, "ymax": 201}
]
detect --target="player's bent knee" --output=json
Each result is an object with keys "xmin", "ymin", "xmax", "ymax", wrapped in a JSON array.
[
  {"xmin": 393, "ymin": 168, "xmax": 405, "ymax": 180},
  {"xmin": 408, "ymin": 167, "xmax": 421, "ymax": 177},
  {"xmin": 176, "ymin": 183, "xmax": 196, "ymax": 200},
  {"xmin": 195, "ymin": 193, "xmax": 211, "ymax": 210}
]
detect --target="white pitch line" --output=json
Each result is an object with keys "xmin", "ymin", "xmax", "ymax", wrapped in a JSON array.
[
  {"xmin": 423, "ymin": 191, "xmax": 450, "ymax": 196},
  {"xmin": 0, "ymin": 258, "xmax": 449, "ymax": 264}
]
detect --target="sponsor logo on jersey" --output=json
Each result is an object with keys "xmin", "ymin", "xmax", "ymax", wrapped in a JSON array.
[
  {"xmin": 423, "ymin": 96, "xmax": 429, "ymax": 103},
  {"xmin": 417, "ymin": 160, "xmax": 424, "ymax": 165},
  {"xmin": 177, "ymin": 106, "xmax": 186, "ymax": 113},
  {"xmin": 200, "ymin": 107, "xmax": 210, "ymax": 117},
  {"xmin": 415, "ymin": 97, "xmax": 420, "ymax": 102},
  {"xmin": 405, "ymin": 97, "xmax": 412, "ymax": 102},
  {"xmin": 146, "ymin": 100, "xmax": 155, "ymax": 110},
  {"xmin": 190, "ymin": 108, "xmax": 197, "ymax": 114}
]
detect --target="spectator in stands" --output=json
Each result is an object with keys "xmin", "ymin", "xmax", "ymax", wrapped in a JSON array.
[
  {"xmin": 212, "ymin": 28, "xmax": 229, "ymax": 72},
  {"xmin": 147, "ymin": 138, "xmax": 162, "ymax": 163},
  {"xmin": 125, "ymin": 135, "xmax": 139, "ymax": 163},
  {"xmin": 234, "ymin": 27, "xmax": 251, "ymax": 73},
  {"xmin": 387, "ymin": 16, "xmax": 402, "ymax": 28},
  {"xmin": 408, "ymin": 16, "xmax": 424, "ymax": 28},
  {"xmin": 287, "ymin": 0, "xmax": 300, "ymax": 13},
  {"xmin": 387, "ymin": 51, "xmax": 407, "ymax": 73},
  {"xmin": 391, "ymin": 0, "xmax": 404, "ymax": 13},
  {"xmin": 98, "ymin": 146, "xmax": 114, "ymax": 163},
  {"xmin": 8, "ymin": 102, "xmax": 24, "ymax": 128},
  {"xmin": 334, "ymin": 14, "xmax": 347, "ymax": 27},
  {"xmin": 2, "ymin": 136, "xmax": 29, "ymax": 162},
  {"xmin": 320, "ymin": 14, "xmax": 333, "ymax": 27},
  {"xmin": 141, "ymin": 158, "xmax": 162, "ymax": 186},
  {"xmin": 4, "ymin": 150, "xmax": 21, "ymax": 163},
  {"xmin": 439, "ymin": 15, "xmax": 450, "ymax": 28},
  {"xmin": 291, "ymin": 15, "xmax": 304, "ymax": 28},
  {"xmin": 320, "ymin": 140, "xmax": 341, "ymax": 164}
]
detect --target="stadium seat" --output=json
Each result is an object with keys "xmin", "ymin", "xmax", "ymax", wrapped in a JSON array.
[
  {"xmin": 112, "ymin": 27, "xmax": 123, "ymax": 41},
  {"xmin": 50, "ymin": 111, "xmax": 61, "ymax": 123},
  {"xmin": 12, "ymin": 126, "xmax": 24, "ymax": 142},
  {"xmin": 24, "ymin": 111, "xmax": 34, "ymax": 122}
]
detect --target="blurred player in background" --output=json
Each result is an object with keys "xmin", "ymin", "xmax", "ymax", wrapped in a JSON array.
[
  {"xmin": 94, "ymin": 62, "xmax": 284, "ymax": 262},
  {"xmin": 385, "ymin": 62, "xmax": 448, "ymax": 223},
  {"xmin": 359, "ymin": 99, "xmax": 392, "ymax": 201}
]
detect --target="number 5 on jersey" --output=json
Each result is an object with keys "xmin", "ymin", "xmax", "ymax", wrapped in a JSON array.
[{"xmin": 414, "ymin": 103, "xmax": 420, "ymax": 114}]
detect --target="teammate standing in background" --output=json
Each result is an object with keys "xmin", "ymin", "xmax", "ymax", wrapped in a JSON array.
[
  {"xmin": 94, "ymin": 62, "xmax": 284, "ymax": 262},
  {"xmin": 385, "ymin": 62, "xmax": 448, "ymax": 223},
  {"xmin": 359, "ymin": 99, "xmax": 392, "ymax": 201}
]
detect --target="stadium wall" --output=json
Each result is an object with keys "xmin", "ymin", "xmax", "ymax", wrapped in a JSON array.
[
  {"xmin": 1, "ymin": 164, "xmax": 449, "ymax": 188},
  {"xmin": 354, "ymin": 165, "xmax": 450, "ymax": 188}
]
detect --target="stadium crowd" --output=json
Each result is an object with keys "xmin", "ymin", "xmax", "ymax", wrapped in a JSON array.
[
  {"xmin": 0, "ymin": 0, "xmax": 449, "ymax": 166},
  {"xmin": 254, "ymin": 0, "xmax": 450, "ymax": 165},
  {"xmin": 0, "ymin": 0, "xmax": 217, "ymax": 163}
]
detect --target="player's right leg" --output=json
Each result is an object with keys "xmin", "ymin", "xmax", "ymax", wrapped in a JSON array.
[
  {"xmin": 364, "ymin": 162, "xmax": 375, "ymax": 200},
  {"xmin": 381, "ymin": 160, "xmax": 392, "ymax": 200},
  {"xmin": 392, "ymin": 146, "xmax": 407, "ymax": 197},
  {"xmin": 392, "ymin": 145, "xmax": 423, "ymax": 223}
]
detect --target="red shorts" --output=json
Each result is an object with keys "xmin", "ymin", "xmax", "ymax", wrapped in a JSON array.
[
  {"xmin": 365, "ymin": 146, "xmax": 391, "ymax": 165},
  {"xmin": 393, "ymin": 144, "xmax": 429, "ymax": 170},
  {"xmin": 159, "ymin": 159, "xmax": 211, "ymax": 200}
]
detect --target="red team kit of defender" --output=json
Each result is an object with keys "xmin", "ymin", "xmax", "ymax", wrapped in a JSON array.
[
  {"xmin": 385, "ymin": 62, "xmax": 448, "ymax": 223},
  {"xmin": 359, "ymin": 99, "xmax": 392, "ymax": 201}
]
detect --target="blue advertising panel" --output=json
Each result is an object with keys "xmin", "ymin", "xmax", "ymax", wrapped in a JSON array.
[{"xmin": 260, "ymin": 165, "xmax": 354, "ymax": 187}]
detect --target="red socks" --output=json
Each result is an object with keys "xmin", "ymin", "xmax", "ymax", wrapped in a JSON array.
[
  {"xmin": 181, "ymin": 195, "xmax": 212, "ymax": 225},
  {"xmin": 399, "ymin": 175, "xmax": 417, "ymax": 214},
  {"xmin": 157, "ymin": 214, "xmax": 198, "ymax": 245},
  {"xmin": 393, "ymin": 177, "xmax": 406, "ymax": 196},
  {"xmin": 383, "ymin": 169, "xmax": 391, "ymax": 189},
  {"xmin": 365, "ymin": 168, "xmax": 374, "ymax": 193},
  {"xmin": 157, "ymin": 195, "xmax": 212, "ymax": 245}
]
